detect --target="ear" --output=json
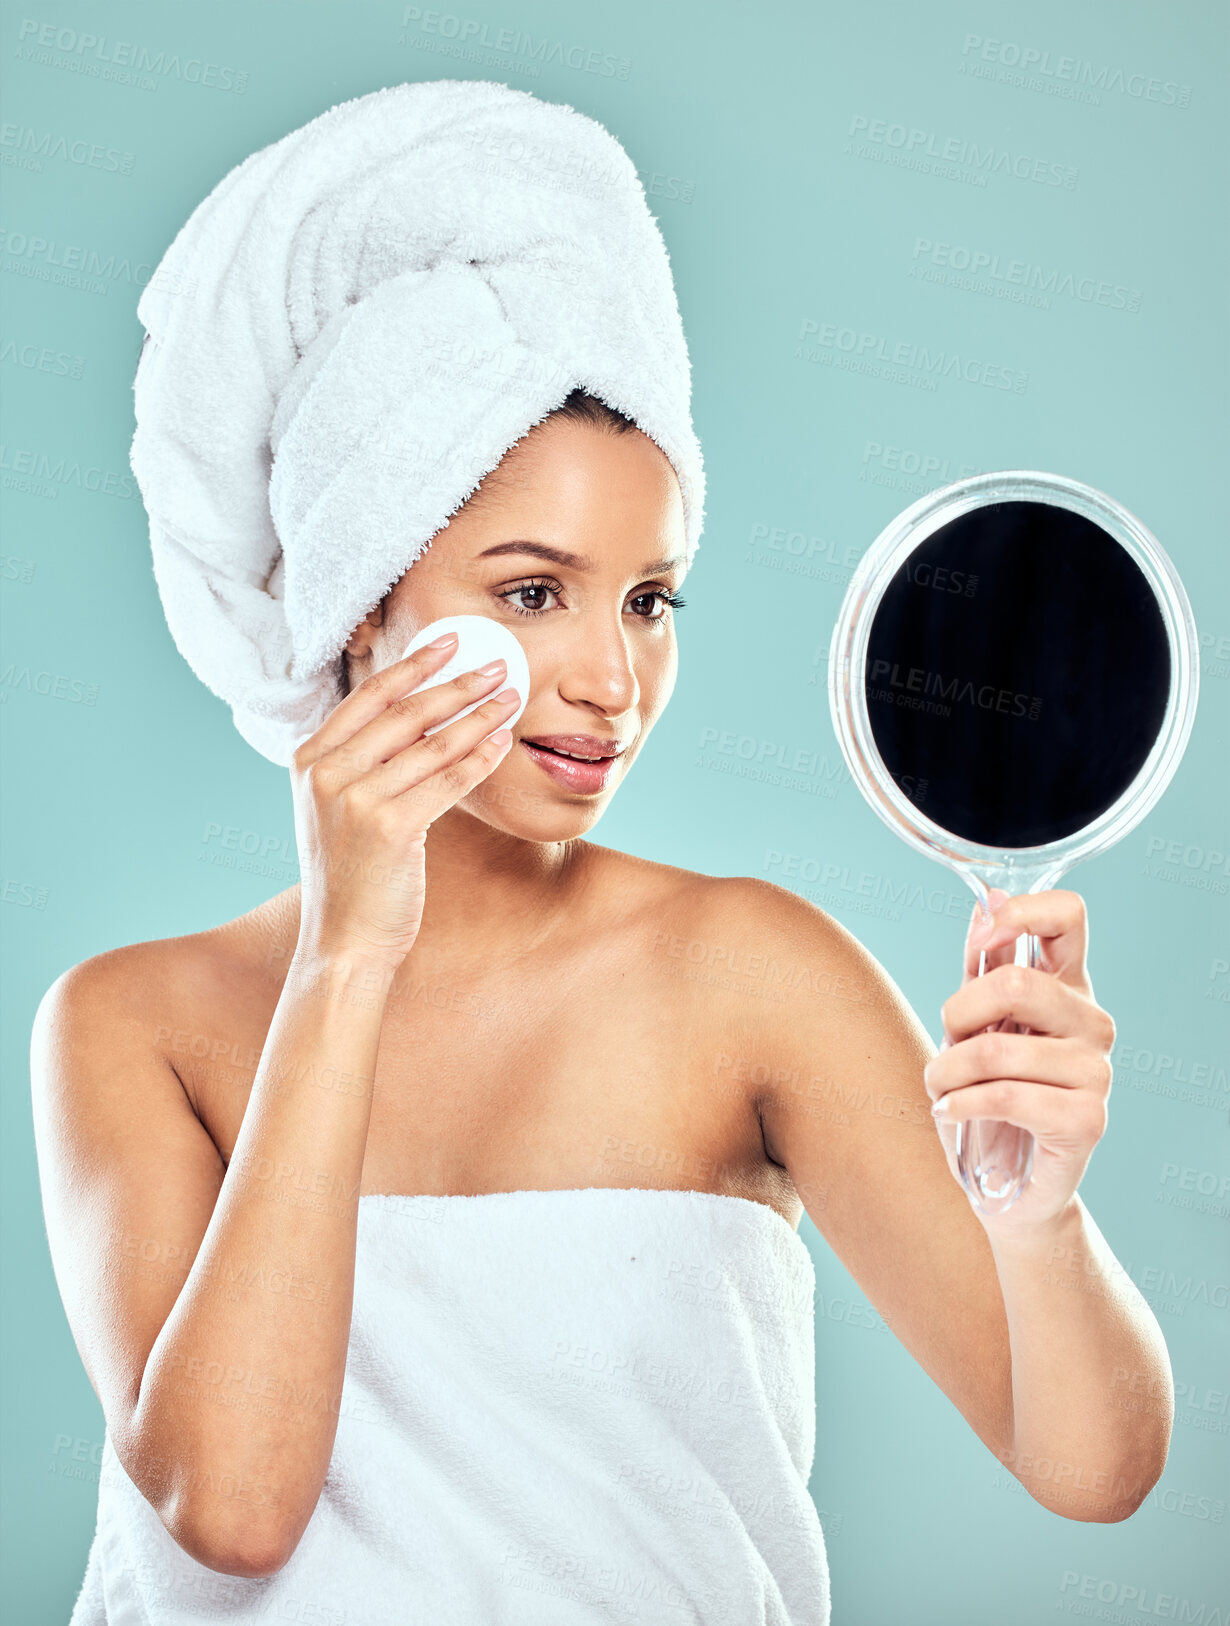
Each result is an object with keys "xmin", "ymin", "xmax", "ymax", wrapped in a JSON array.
[{"xmin": 344, "ymin": 603, "xmax": 384, "ymax": 658}]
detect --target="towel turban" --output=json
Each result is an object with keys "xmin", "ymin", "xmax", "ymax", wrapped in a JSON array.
[{"xmin": 130, "ymin": 78, "xmax": 706, "ymax": 765}]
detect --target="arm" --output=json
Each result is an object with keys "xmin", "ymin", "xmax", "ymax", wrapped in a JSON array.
[
  {"xmin": 924, "ymin": 886, "xmax": 1172, "ymax": 1518},
  {"xmin": 977, "ymin": 1193, "xmax": 1173, "ymax": 1520},
  {"xmin": 31, "ymin": 941, "xmax": 395, "ymax": 1579},
  {"xmin": 30, "ymin": 637, "xmax": 519, "ymax": 1577},
  {"xmin": 722, "ymin": 878, "xmax": 1171, "ymax": 1522}
]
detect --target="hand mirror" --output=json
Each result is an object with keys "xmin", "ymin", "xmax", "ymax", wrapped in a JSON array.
[{"xmin": 828, "ymin": 471, "xmax": 1200, "ymax": 1215}]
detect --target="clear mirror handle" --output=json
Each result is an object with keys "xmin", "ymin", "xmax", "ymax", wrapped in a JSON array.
[{"xmin": 955, "ymin": 928, "xmax": 1039, "ymax": 1214}]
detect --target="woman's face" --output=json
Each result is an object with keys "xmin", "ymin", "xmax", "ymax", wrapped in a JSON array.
[{"xmin": 345, "ymin": 413, "xmax": 689, "ymax": 840}]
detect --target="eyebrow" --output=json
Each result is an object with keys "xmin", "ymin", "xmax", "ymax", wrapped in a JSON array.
[{"xmin": 476, "ymin": 540, "xmax": 685, "ymax": 576}]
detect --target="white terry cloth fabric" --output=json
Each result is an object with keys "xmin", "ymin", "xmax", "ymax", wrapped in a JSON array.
[
  {"xmin": 130, "ymin": 79, "xmax": 707, "ymax": 767},
  {"xmin": 67, "ymin": 1187, "xmax": 829, "ymax": 1625}
]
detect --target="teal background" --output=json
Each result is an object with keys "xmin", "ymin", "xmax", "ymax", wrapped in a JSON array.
[{"xmin": 2, "ymin": 0, "xmax": 1227, "ymax": 1620}]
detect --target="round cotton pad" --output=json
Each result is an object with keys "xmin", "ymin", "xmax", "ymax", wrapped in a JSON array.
[{"xmin": 400, "ymin": 615, "xmax": 531, "ymax": 739}]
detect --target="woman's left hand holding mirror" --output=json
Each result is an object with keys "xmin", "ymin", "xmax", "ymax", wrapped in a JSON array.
[{"xmin": 924, "ymin": 888, "xmax": 1118, "ymax": 1236}]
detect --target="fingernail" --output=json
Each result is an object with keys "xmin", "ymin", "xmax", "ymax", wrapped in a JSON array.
[
  {"xmin": 970, "ymin": 907, "xmax": 994, "ymax": 945},
  {"xmin": 476, "ymin": 657, "xmax": 507, "ymax": 677},
  {"xmin": 428, "ymin": 632, "xmax": 458, "ymax": 648},
  {"xmin": 930, "ymin": 1095, "xmax": 950, "ymax": 1116}
]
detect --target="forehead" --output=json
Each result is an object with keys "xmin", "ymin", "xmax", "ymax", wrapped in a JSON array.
[{"xmin": 442, "ymin": 416, "xmax": 686, "ymax": 561}]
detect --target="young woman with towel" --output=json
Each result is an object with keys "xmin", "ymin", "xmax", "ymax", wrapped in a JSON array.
[{"xmin": 32, "ymin": 79, "xmax": 1168, "ymax": 1625}]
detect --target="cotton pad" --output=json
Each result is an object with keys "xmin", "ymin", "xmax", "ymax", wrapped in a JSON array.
[{"xmin": 400, "ymin": 615, "xmax": 531, "ymax": 739}]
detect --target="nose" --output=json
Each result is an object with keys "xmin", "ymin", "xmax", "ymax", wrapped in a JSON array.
[{"xmin": 548, "ymin": 605, "xmax": 641, "ymax": 719}]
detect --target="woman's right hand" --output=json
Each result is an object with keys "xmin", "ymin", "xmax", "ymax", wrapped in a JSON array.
[{"xmin": 290, "ymin": 634, "xmax": 520, "ymax": 967}]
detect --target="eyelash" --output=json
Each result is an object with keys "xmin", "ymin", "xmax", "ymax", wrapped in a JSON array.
[{"xmin": 496, "ymin": 576, "xmax": 687, "ymax": 621}]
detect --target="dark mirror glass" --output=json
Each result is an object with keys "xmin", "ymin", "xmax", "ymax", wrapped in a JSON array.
[{"xmin": 864, "ymin": 499, "xmax": 1171, "ymax": 849}]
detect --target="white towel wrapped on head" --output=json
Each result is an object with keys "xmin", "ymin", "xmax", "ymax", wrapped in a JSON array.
[{"xmin": 131, "ymin": 79, "xmax": 706, "ymax": 765}]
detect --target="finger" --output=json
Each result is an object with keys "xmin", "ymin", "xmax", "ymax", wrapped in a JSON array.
[
  {"xmin": 962, "ymin": 888, "xmax": 1019, "ymax": 985},
  {"xmin": 295, "ymin": 636, "xmax": 461, "ymax": 767},
  {"xmin": 967, "ymin": 888, "xmax": 1093, "ymax": 986},
  {"xmin": 375, "ymin": 716, "xmax": 517, "ymax": 829},
  {"xmin": 930, "ymin": 1078, "xmax": 1108, "ymax": 1142},
  {"xmin": 333, "ymin": 661, "xmax": 516, "ymax": 781},
  {"xmin": 942, "ymin": 963, "xmax": 1111, "ymax": 1045},
  {"xmin": 369, "ymin": 686, "xmax": 521, "ymax": 806},
  {"xmin": 924, "ymin": 1031, "xmax": 1111, "ymax": 1098}
]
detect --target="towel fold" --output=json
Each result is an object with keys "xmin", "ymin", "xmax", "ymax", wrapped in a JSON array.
[
  {"xmin": 68, "ymin": 1187, "xmax": 829, "ymax": 1624},
  {"xmin": 131, "ymin": 79, "xmax": 706, "ymax": 765}
]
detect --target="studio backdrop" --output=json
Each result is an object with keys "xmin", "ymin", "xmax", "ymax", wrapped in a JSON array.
[{"xmin": 1, "ymin": 2, "xmax": 1226, "ymax": 1623}]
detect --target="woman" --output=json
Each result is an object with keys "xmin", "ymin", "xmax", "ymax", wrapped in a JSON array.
[{"xmin": 32, "ymin": 82, "xmax": 1170, "ymax": 1624}]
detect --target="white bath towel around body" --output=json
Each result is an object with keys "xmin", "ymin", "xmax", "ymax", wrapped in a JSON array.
[{"xmin": 68, "ymin": 1187, "xmax": 830, "ymax": 1624}]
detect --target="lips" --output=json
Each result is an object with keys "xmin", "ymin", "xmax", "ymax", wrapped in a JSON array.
[
  {"xmin": 519, "ymin": 736, "xmax": 625, "ymax": 793},
  {"xmin": 522, "ymin": 734, "xmax": 627, "ymax": 761}
]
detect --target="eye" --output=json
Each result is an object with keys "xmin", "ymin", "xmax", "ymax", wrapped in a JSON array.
[
  {"xmin": 495, "ymin": 579, "xmax": 688, "ymax": 621},
  {"xmin": 497, "ymin": 577, "xmax": 564, "ymax": 617},
  {"xmin": 630, "ymin": 590, "xmax": 687, "ymax": 620}
]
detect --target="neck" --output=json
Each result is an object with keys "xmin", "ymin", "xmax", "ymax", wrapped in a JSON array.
[
  {"xmin": 276, "ymin": 807, "xmax": 593, "ymax": 962},
  {"xmin": 418, "ymin": 805, "xmax": 591, "ymax": 945}
]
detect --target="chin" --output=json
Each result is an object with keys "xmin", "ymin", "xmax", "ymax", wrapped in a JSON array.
[{"xmin": 464, "ymin": 755, "xmax": 618, "ymax": 839}]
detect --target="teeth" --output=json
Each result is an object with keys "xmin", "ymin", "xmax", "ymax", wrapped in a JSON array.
[{"xmin": 534, "ymin": 744, "xmax": 607, "ymax": 761}]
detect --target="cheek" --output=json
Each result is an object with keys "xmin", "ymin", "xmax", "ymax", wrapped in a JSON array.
[{"xmin": 641, "ymin": 642, "xmax": 679, "ymax": 709}]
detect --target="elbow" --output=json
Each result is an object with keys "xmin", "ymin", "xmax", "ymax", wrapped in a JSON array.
[
  {"xmin": 1055, "ymin": 1498, "xmax": 1146, "ymax": 1526},
  {"xmin": 1095, "ymin": 1461, "xmax": 1168, "ymax": 1525},
  {"xmin": 1029, "ymin": 1459, "xmax": 1168, "ymax": 1525},
  {"xmin": 1028, "ymin": 1490, "xmax": 1143, "ymax": 1526},
  {"xmin": 167, "ymin": 1503, "xmax": 300, "ymax": 1579},
  {"xmin": 119, "ymin": 1418, "xmax": 306, "ymax": 1577}
]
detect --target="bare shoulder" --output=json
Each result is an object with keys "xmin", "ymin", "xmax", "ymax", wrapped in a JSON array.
[
  {"xmin": 36, "ymin": 932, "xmax": 204, "ymax": 1052},
  {"xmin": 32, "ymin": 903, "xmax": 286, "ymax": 1110},
  {"xmin": 671, "ymin": 871, "xmax": 926, "ymax": 1029},
  {"xmin": 585, "ymin": 851, "xmax": 931, "ymax": 1095},
  {"xmin": 687, "ymin": 877, "xmax": 940, "ymax": 1156},
  {"xmin": 580, "ymin": 845, "xmax": 916, "ymax": 1016}
]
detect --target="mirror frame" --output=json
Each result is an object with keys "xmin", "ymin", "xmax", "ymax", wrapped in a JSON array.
[{"xmin": 828, "ymin": 470, "xmax": 1201, "ymax": 891}]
